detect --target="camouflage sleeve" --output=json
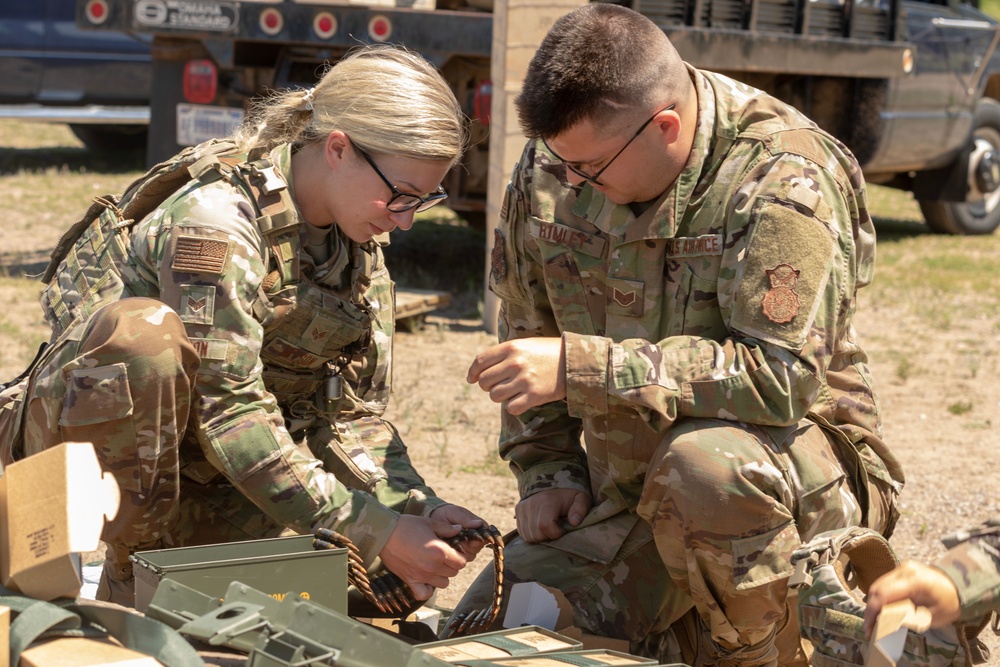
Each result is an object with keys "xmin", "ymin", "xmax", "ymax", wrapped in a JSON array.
[
  {"xmin": 565, "ymin": 144, "xmax": 870, "ymax": 431},
  {"xmin": 322, "ymin": 258, "xmax": 448, "ymax": 518},
  {"xmin": 490, "ymin": 153, "xmax": 591, "ymax": 500},
  {"xmin": 131, "ymin": 180, "xmax": 398, "ymax": 564},
  {"xmin": 934, "ymin": 519, "xmax": 1000, "ymax": 623}
]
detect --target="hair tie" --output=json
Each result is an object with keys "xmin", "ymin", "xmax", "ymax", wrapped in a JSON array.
[{"xmin": 298, "ymin": 87, "xmax": 316, "ymax": 112}]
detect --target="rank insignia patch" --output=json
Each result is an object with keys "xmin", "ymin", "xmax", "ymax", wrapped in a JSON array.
[
  {"xmin": 612, "ymin": 288, "xmax": 636, "ymax": 307},
  {"xmin": 178, "ymin": 284, "xmax": 215, "ymax": 325},
  {"xmin": 490, "ymin": 228, "xmax": 507, "ymax": 284},
  {"xmin": 762, "ymin": 263, "xmax": 801, "ymax": 324}
]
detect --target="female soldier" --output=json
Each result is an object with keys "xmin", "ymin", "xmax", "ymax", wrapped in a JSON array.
[{"xmin": 5, "ymin": 45, "xmax": 484, "ymax": 607}]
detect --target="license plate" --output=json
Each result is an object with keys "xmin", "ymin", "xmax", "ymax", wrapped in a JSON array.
[{"xmin": 176, "ymin": 103, "xmax": 245, "ymax": 146}]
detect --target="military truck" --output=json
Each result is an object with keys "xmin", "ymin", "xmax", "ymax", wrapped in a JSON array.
[{"xmin": 76, "ymin": 0, "xmax": 1000, "ymax": 235}]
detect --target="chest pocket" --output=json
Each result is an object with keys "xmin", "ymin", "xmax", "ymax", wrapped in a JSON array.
[
  {"xmin": 532, "ymin": 216, "xmax": 606, "ymax": 335},
  {"xmin": 660, "ymin": 257, "xmax": 727, "ymax": 341},
  {"xmin": 259, "ymin": 276, "xmax": 371, "ymax": 373},
  {"xmin": 679, "ymin": 266, "xmax": 727, "ymax": 339}
]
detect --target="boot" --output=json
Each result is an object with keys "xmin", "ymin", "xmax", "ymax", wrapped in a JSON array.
[{"xmin": 95, "ymin": 544, "xmax": 136, "ymax": 608}]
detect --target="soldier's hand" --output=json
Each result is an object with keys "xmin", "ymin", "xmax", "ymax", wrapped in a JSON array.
[
  {"xmin": 467, "ymin": 338, "xmax": 566, "ymax": 415},
  {"xmin": 863, "ymin": 560, "xmax": 962, "ymax": 637},
  {"xmin": 430, "ymin": 504, "xmax": 488, "ymax": 559},
  {"xmin": 516, "ymin": 488, "xmax": 591, "ymax": 543},
  {"xmin": 380, "ymin": 515, "xmax": 469, "ymax": 601}
]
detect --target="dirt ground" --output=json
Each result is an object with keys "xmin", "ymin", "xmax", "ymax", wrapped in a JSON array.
[
  {"xmin": 393, "ymin": 299, "xmax": 1000, "ymax": 657},
  {"xmin": 1, "ymin": 121, "xmax": 998, "ymax": 658}
]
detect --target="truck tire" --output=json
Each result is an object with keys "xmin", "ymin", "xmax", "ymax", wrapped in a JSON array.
[
  {"xmin": 919, "ymin": 98, "xmax": 1000, "ymax": 235},
  {"xmin": 69, "ymin": 124, "xmax": 148, "ymax": 153}
]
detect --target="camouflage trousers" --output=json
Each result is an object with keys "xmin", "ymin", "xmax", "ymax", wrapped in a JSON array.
[
  {"xmin": 445, "ymin": 418, "xmax": 894, "ymax": 666},
  {"xmin": 9, "ymin": 299, "xmax": 287, "ymax": 604}
]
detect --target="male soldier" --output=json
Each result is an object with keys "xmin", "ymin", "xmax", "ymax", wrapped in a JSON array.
[
  {"xmin": 448, "ymin": 5, "xmax": 903, "ymax": 666},
  {"xmin": 864, "ymin": 519, "xmax": 1000, "ymax": 634}
]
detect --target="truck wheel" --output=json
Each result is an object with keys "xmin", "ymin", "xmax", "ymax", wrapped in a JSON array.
[
  {"xmin": 69, "ymin": 124, "xmax": 148, "ymax": 153},
  {"xmin": 919, "ymin": 98, "xmax": 1000, "ymax": 235}
]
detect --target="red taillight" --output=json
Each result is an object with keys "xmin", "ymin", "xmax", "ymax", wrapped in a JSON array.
[
  {"xmin": 474, "ymin": 80, "xmax": 492, "ymax": 125},
  {"xmin": 183, "ymin": 60, "xmax": 218, "ymax": 105}
]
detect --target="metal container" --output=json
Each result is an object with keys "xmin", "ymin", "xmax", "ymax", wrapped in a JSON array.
[{"xmin": 131, "ymin": 534, "xmax": 348, "ymax": 613}]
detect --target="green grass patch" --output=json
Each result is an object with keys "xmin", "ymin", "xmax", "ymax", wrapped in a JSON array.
[
  {"xmin": 866, "ymin": 185, "xmax": 1000, "ymax": 330},
  {"xmin": 980, "ymin": 0, "xmax": 1000, "ymax": 20},
  {"xmin": 947, "ymin": 401, "xmax": 974, "ymax": 415}
]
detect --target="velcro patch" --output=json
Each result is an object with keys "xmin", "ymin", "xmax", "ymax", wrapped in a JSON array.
[
  {"xmin": 529, "ymin": 218, "xmax": 606, "ymax": 258},
  {"xmin": 171, "ymin": 235, "xmax": 231, "ymax": 275},
  {"xmin": 730, "ymin": 202, "xmax": 834, "ymax": 349},
  {"xmin": 665, "ymin": 234, "xmax": 724, "ymax": 258},
  {"xmin": 491, "ymin": 228, "xmax": 507, "ymax": 284},
  {"xmin": 178, "ymin": 284, "xmax": 216, "ymax": 325},
  {"xmin": 189, "ymin": 337, "xmax": 229, "ymax": 361},
  {"xmin": 607, "ymin": 277, "xmax": 644, "ymax": 318}
]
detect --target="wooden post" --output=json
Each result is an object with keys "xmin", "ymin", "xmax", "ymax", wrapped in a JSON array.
[{"xmin": 482, "ymin": 0, "xmax": 587, "ymax": 334}]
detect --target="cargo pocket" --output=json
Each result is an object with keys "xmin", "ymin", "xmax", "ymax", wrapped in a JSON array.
[
  {"xmin": 732, "ymin": 522, "xmax": 799, "ymax": 591},
  {"xmin": 59, "ymin": 362, "xmax": 139, "ymax": 491}
]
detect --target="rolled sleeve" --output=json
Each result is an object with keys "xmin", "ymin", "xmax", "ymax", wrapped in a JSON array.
[{"xmin": 563, "ymin": 331, "xmax": 610, "ymax": 420}]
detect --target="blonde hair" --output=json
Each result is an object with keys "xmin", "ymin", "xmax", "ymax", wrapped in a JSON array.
[{"xmin": 232, "ymin": 45, "xmax": 467, "ymax": 165}]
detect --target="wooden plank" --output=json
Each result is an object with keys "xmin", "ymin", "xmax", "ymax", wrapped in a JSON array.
[{"xmin": 395, "ymin": 288, "xmax": 452, "ymax": 321}]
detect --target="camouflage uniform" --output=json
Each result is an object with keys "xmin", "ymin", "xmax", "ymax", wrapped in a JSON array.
[
  {"xmin": 448, "ymin": 68, "xmax": 904, "ymax": 664},
  {"xmin": 8, "ymin": 141, "xmax": 447, "ymax": 601},
  {"xmin": 936, "ymin": 519, "xmax": 1000, "ymax": 625}
]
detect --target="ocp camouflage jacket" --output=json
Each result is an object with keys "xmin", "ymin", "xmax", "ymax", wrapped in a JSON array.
[
  {"xmin": 37, "ymin": 141, "xmax": 444, "ymax": 564},
  {"xmin": 489, "ymin": 66, "xmax": 905, "ymax": 562}
]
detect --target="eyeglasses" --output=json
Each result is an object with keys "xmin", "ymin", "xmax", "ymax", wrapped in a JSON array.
[
  {"xmin": 355, "ymin": 146, "xmax": 448, "ymax": 213},
  {"xmin": 542, "ymin": 104, "xmax": 676, "ymax": 187}
]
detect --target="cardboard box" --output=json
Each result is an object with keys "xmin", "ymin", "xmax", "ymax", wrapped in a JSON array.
[
  {"xmin": 19, "ymin": 637, "xmax": 162, "ymax": 667},
  {"xmin": 1, "ymin": 605, "xmax": 9, "ymax": 667},
  {"xmin": 0, "ymin": 442, "xmax": 120, "ymax": 601},
  {"xmin": 420, "ymin": 626, "xmax": 582, "ymax": 664}
]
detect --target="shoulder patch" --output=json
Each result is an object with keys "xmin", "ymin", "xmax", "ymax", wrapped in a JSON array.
[
  {"xmin": 730, "ymin": 202, "xmax": 835, "ymax": 349},
  {"xmin": 171, "ymin": 235, "xmax": 232, "ymax": 275},
  {"xmin": 761, "ymin": 263, "xmax": 801, "ymax": 324},
  {"xmin": 491, "ymin": 227, "xmax": 507, "ymax": 285}
]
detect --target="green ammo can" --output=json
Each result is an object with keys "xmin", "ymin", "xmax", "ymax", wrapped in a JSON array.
[{"xmin": 130, "ymin": 534, "xmax": 348, "ymax": 614}]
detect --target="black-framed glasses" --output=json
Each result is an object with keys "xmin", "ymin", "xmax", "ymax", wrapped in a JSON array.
[
  {"xmin": 356, "ymin": 146, "xmax": 449, "ymax": 213},
  {"xmin": 542, "ymin": 104, "xmax": 676, "ymax": 187}
]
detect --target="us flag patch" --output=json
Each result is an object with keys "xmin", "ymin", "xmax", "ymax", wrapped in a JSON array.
[{"xmin": 171, "ymin": 235, "xmax": 231, "ymax": 275}]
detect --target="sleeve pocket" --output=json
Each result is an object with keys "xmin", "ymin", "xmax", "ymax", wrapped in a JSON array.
[
  {"xmin": 59, "ymin": 362, "xmax": 133, "ymax": 426},
  {"xmin": 732, "ymin": 521, "xmax": 799, "ymax": 591}
]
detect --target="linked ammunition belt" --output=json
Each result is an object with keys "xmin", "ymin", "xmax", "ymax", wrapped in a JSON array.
[{"xmin": 313, "ymin": 525, "xmax": 505, "ymax": 636}]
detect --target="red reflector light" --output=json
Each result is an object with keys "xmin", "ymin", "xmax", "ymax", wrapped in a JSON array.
[
  {"xmin": 85, "ymin": 0, "xmax": 110, "ymax": 24},
  {"xmin": 313, "ymin": 12, "xmax": 337, "ymax": 39},
  {"xmin": 260, "ymin": 8, "xmax": 283, "ymax": 36},
  {"xmin": 368, "ymin": 16, "xmax": 392, "ymax": 42},
  {"xmin": 183, "ymin": 59, "xmax": 218, "ymax": 105}
]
